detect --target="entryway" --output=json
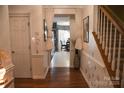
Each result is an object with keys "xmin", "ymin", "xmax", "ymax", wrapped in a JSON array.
[{"xmin": 51, "ymin": 15, "xmax": 70, "ymax": 68}]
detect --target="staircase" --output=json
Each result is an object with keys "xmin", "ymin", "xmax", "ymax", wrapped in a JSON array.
[{"xmin": 93, "ymin": 5, "xmax": 124, "ymax": 88}]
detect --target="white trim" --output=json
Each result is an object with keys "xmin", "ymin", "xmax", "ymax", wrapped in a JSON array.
[
  {"xmin": 80, "ymin": 68, "xmax": 91, "ymax": 87},
  {"xmin": 32, "ymin": 75, "xmax": 42, "ymax": 79},
  {"xmin": 42, "ymin": 67, "xmax": 49, "ymax": 79},
  {"xmin": 32, "ymin": 67, "xmax": 49, "ymax": 79}
]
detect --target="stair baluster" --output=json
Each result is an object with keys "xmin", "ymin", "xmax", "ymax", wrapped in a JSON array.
[
  {"xmin": 116, "ymin": 34, "xmax": 121, "ymax": 80},
  {"xmin": 102, "ymin": 14, "xmax": 106, "ymax": 49},
  {"xmin": 105, "ymin": 18, "xmax": 109, "ymax": 55},
  {"xmin": 108, "ymin": 22, "xmax": 113, "ymax": 63},
  {"xmin": 111, "ymin": 27, "xmax": 117, "ymax": 71},
  {"xmin": 97, "ymin": 8, "xmax": 100, "ymax": 39},
  {"xmin": 100, "ymin": 12, "xmax": 103, "ymax": 44}
]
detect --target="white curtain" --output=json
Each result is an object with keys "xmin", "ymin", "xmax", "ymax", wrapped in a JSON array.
[{"xmin": 45, "ymin": 8, "xmax": 54, "ymax": 50}]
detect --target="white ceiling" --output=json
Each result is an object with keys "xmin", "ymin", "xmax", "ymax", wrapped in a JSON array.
[
  {"xmin": 54, "ymin": 16, "xmax": 70, "ymax": 26},
  {"xmin": 54, "ymin": 16, "xmax": 70, "ymax": 22},
  {"xmin": 44, "ymin": 5, "xmax": 86, "ymax": 9}
]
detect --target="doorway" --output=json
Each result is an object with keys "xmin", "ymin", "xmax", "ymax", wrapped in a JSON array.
[
  {"xmin": 51, "ymin": 16, "xmax": 70, "ymax": 68},
  {"xmin": 9, "ymin": 14, "xmax": 32, "ymax": 78}
]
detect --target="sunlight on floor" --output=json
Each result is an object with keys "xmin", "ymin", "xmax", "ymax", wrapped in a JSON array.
[{"xmin": 51, "ymin": 51, "xmax": 70, "ymax": 67}]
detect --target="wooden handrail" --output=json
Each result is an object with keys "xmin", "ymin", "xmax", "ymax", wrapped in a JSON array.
[{"xmin": 99, "ymin": 6, "xmax": 124, "ymax": 35}]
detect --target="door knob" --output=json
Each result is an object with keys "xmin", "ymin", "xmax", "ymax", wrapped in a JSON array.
[{"xmin": 11, "ymin": 51, "xmax": 15, "ymax": 53}]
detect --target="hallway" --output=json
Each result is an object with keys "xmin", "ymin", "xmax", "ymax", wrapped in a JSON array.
[
  {"xmin": 15, "ymin": 67, "xmax": 89, "ymax": 88},
  {"xmin": 51, "ymin": 51, "xmax": 70, "ymax": 67},
  {"xmin": 1, "ymin": 5, "xmax": 123, "ymax": 88}
]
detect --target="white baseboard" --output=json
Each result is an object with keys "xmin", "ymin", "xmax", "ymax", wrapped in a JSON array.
[
  {"xmin": 80, "ymin": 68, "xmax": 91, "ymax": 87},
  {"xmin": 42, "ymin": 67, "xmax": 49, "ymax": 79},
  {"xmin": 32, "ymin": 67, "xmax": 49, "ymax": 79}
]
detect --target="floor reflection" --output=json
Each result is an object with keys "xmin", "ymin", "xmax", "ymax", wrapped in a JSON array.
[{"xmin": 51, "ymin": 51, "xmax": 70, "ymax": 67}]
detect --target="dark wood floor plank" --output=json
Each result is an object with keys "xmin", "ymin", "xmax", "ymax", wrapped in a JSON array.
[{"xmin": 15, "ymin": 67, "xmax": 89, "ymax": 88}]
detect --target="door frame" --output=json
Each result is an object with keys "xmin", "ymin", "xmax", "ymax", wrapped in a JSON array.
[
  {"xmin": 9, "ymin": 13, "xmax": 32, "ymax": 78},
  {"xmin": 56, "ymin": 14, "xmax": 75, "ymax": 67},
  {"xmin": 50, "ymin": 14, "xmax": 72, "ymax": 68}
]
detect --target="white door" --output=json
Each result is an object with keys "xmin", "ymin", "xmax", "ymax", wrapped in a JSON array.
[{"xmin": 9, "ymin": 14, "xmax": 31, "ymax": 78}]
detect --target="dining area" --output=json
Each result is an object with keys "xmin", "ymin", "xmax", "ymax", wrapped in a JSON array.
[{"xmin": 60, "ymin": 38, "xmax": 70, "ymax": 51}]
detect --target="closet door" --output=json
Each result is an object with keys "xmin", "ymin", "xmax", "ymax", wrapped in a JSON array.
[{"xmin": 10, "ymin": 14, "xmax": 31, "ymax": 78}]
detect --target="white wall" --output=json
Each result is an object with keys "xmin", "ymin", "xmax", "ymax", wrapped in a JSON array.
[
  {"xmin": 0, "ymin": 6, "xmax": 11, "ymax": 52},
  {"xmin": 30, "ymin": 6, "xmax": 45, "ymax": 55},
  {"xmin": 80, "ymin": 5, "xmax": 114, "ymax": 87},
  {"xmin": 0, "ymin": 6, "xmax": 12, "ymax": 67}
]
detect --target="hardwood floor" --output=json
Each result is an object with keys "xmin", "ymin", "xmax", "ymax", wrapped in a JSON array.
[{"xmin": 15, "ymin": 67, "xmax": 89, "ymax": 88}]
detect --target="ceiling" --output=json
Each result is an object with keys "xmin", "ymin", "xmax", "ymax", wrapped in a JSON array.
[
  {"xmin": 54, "ymin": 16, "xmax": 70, "ymax": 22},
  {"xmin": 43, "ymin": 5, "xmax": 87, "ymax": 9}
]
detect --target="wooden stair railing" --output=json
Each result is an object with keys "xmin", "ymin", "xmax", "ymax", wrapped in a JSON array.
[{"xmin": 93, "ymin": 5, "xmax": 124, "ymax": 88}]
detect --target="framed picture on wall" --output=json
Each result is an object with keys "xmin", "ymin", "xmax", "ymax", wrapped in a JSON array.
[
  {"xmin": 83, "ymin": 16, "xmax": 89, "ymax": 43},
  {"xmin": 43, "ymin": 19, "xmax": 48, "ymax": 41}
]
